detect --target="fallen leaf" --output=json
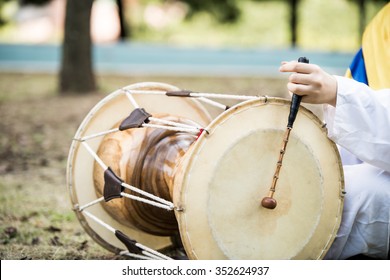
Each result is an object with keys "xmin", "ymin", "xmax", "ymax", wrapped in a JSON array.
[
  {"xmin": 32, "ymin": 237, "xmax": 40, "ymax": 245},
  {"xmin": 4, "ymin": 227, "xmax": 17, "ymax": 238},
  {"xmin": 50, "ymin": 236, "xmax": 63, "ymax": 246},
  {"xmin": 78, "ymin": 240, "xmax": 88, "ymax": 250},
  {"xmin": 45, "ymin": 226, "xmax": 62, "ymax": 233}
]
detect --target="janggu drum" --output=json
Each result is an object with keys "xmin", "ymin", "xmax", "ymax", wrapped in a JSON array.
[{"xmin": 67, "ymin": 80, "xmax": 344, "ymax": 260}]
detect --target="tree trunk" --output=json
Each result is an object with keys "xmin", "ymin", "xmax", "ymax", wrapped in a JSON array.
[
  {"xmin": 290, "ymin": 0, "xmax": 299, "ymax": 48},
  {"xmin": 116, "ymin": 0, "xmax": 129, "ymax": 40},
  {"xmin": 358, "ymin": 0, "xmax": 366, "ymax": 41},
  {"xmin": 59, "ymin": 0, "xmax": 96, "ymax": 94}
]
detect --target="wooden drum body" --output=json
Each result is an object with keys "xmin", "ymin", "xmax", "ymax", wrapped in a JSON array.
[
  {"xmin": 67, "ymin": 82, "xmax": 212, "ymax": 255},
  {"xmin": 67, "ymin": 82, "xmax": 344, "ymax": 259}
]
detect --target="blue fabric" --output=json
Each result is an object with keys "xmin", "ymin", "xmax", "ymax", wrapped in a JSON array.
[{"xmin": 348, "ymin": 48, "xmax": 368, "ymax": 85}]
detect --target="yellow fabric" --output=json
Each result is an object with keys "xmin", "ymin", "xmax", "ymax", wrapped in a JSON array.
[
  {"xmin": 345, "ymin": 68, "xmax": 352, "ymax": 79},
  {"xmin": 362, "ymin": 3, "xmax": 390, "ymax": 90}
]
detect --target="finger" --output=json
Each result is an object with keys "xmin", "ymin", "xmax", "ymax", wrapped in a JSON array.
[
  {"xmin": 280, "ymin": 61, "xmax": 290, "ymax": 65},
  {"xmin": 279, "ymin": 61, "xmax": 296, "ymax": 72},
  {"xmin": 279, "ymin": 61, "xmax": 313, "ymax": 74},
  {"xmin": 286, "ymin": 84, "xmax": 313, "ymax": 103},
  {"xmin": 286, "ymin": 82, "xmax": 311, "ymax": 96},
  {"xmin": 300, "ymin": 95, "xmax": 316, "ymax": 104},
  {"xmin": 288, "ymin": 72, "xmax": 313, "ymax": 85}
]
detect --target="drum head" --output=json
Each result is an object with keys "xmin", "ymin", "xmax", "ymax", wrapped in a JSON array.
[
  {"xmin": 174, "ymin": 98, "xmax": 344, "ymax": 259},
  {"xmin": 67, "ymin": 82, "xmax": 212, "ymax": 254}
]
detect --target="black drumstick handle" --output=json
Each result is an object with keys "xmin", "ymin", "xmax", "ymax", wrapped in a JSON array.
[{"xmin": 287, "ymin": 57, "xmax": 309, "ymax": 129}]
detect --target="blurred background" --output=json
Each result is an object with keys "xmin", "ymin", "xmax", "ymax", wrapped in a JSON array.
[
  {"xmin": 0, "ymin": 0, "xmax": 387, "ymax": 87},
  {"xmin": 0, "ymin": 0, "xmax": 386, "ymax": 48},
  {"xmin": 0, "ymin": 0, "xmax": 388, "ymax": 260}
]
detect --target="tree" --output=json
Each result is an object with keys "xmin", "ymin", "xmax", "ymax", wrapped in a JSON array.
[
  {"xmin": 351, "ymin": 0, "xmax": 388, "ymax": 39},
  {"xmin": 59, "ymin": 0, "xmax": 96, "ymax": 94},
  {"xmin": 0, "ymin": 0, "xmax": 12, "ymax": 26},
  {"xmin": 289, "ymin": 0, "xmax": 299, "ymax": 48},
  {"xmin": 57, "ymin": 0, "xmax": 298, "ymax": 95},
  {"xmin": 117, "ymin": 0, "xmax": 128, "ymax": 40},
  {"xmin": 182, "ymin": 0, "xmax": 241, "ymax": 23}
]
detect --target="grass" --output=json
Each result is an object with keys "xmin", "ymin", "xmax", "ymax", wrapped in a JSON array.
[{"xmin": 0, "ymin": 168, "xmax": 120, "ymax": 260}]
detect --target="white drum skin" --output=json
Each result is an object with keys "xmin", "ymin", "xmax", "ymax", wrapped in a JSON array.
[{"xmin": 174, "ymin": 98, "xmax": 344, "ymax": 260}]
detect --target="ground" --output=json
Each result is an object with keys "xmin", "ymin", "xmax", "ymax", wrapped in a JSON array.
[{"xmin": 0, "ymin": 72, "xmax": 288, "ymax": 259}]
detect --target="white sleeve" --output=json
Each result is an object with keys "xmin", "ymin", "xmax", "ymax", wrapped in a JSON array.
[{"xmin": 324, "ymin": 76, "xmax": 390, "ymax": 172}]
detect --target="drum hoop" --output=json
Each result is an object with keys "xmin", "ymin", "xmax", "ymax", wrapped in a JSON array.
[
  {"xmin": 66, "ymin": 82, "xmax": 213, "ymax": 254},
  {"xmin": 174, "ymin": 97, "xmax": 345, "ymax": 259}
]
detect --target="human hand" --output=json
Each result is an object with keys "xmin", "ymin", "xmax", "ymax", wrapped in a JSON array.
[{"xmin": 279, "ymin": 61, "xmax": 337, "ymax": 106}]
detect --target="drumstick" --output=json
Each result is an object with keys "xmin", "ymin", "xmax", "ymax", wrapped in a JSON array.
[{"xmin": 261, "ymin": 57, "xmax": 309, "ymax": 209}]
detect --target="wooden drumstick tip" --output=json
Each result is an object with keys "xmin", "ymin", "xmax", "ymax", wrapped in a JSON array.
[{"xmin": 261, "ymin": 197, "xmax": 277, "ymax": 209}]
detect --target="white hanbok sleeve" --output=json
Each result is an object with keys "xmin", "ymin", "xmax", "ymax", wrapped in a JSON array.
[{"xmin": 324, "ymin": 76, "xmax": 390, "ymax": 173}]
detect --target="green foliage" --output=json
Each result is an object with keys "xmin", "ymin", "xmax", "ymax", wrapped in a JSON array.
[
  {"xmin": 133, "ymin": 0, "xmax": 386, "ymax": 51},
  {"xmin": 0, "ymin": 0, "xmax": 52, "ymax": 26},
  {"xmin": 0, "ymin": 0, "xmax": 388, "ymax": 51},
  {"xmin": 182, "ymin": 0, "xmax": 241, "ymax": 23},
  {"xmin": 0, "ymin": 0, "xmax": 12, "ymax": 5},
  {"xmin": 0, "ymin": 0, "xmax": 11, "ymax": 25},
  {"xmin": 19, "ymin": 0, "xmax": 52, "ymax": 6}
]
